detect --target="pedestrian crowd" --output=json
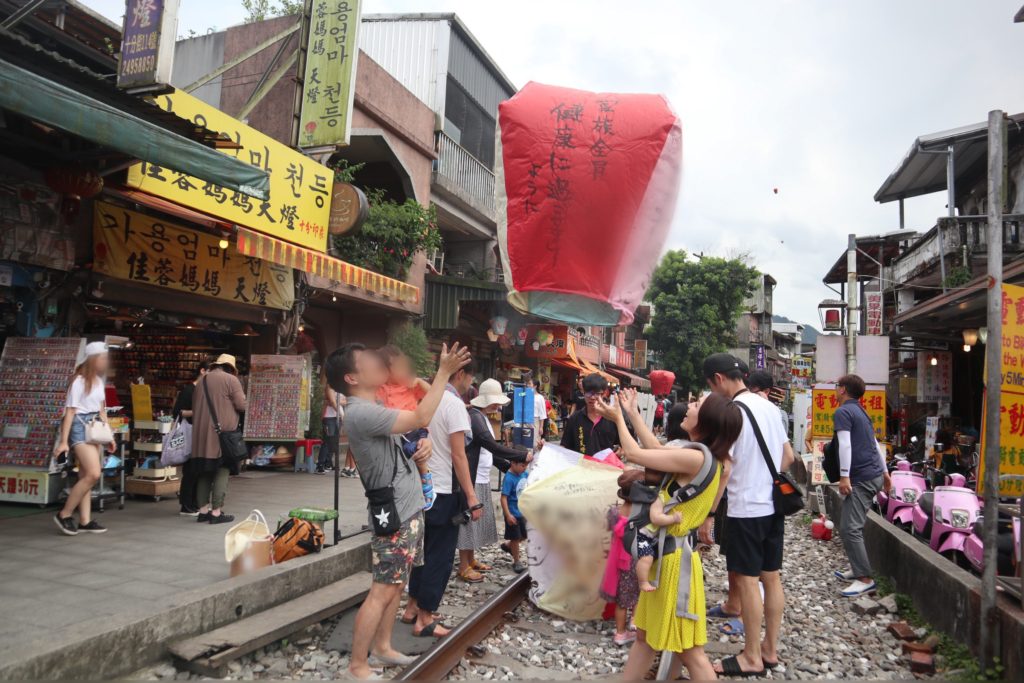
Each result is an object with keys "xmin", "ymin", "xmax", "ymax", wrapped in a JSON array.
[{"xmin": 49, "ymin": 341, "xmax": 884, "ymax": 680}]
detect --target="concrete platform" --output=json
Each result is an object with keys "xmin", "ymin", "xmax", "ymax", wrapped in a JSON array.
[{"xmin": 0, "ymin": 469, "xmax": 373, "ymax": 680}]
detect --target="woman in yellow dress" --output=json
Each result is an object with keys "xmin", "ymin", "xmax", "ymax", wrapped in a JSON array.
[{"xmin": 595, "ymin": 389, "xmax": 741, "ymax": 680}]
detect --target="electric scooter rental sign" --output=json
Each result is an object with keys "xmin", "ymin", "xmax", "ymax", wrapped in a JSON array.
[{"xmin": 978, "ymin": 282, "xmax": 1024, "ymax": 496}]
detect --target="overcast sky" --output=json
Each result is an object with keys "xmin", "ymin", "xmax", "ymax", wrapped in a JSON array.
[{"xmin": 86, "ymin": 0, "xmax": 1024, "ymax": 327}]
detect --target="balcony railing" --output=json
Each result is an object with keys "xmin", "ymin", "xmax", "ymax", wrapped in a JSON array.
[
  {"xmin": 433, "ymin": 131, "xmax": 496, "ymax": 220},
  {"xmin": 443, "ymin": 260, "xmax": 504, "ymax": 284},
  {"xmin": 890, "ymin": 215, "xmax": 1024, "ymax": 284}
]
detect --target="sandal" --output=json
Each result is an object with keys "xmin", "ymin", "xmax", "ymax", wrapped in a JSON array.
[
  {"xmin": 719, "ymin": 618, "xmax": 745, "ymax": 637},
  {"xmin": 716, "ymin": 655, "xmax": 765, "ymax": 678},
  {"xmin": 471, "ymin": 560, "xmax": 492, "ymax": 571},
  {"xmin": 763, "ymin": 659, "xmax": 781, "ymax": 670},
  {"xmin": 413, "ymin": 621, "xmax": 449, "ymax": 638},
  {"xmin": 707, "ymin": 603, "xmax": 741, "ymax": 619},
  {"xmin": 458, "ymin": 567, "xmax": 484, "ymax": 583}
]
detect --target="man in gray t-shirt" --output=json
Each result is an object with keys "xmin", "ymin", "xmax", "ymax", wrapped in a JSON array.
[
  {"xmin": 326, "ymin": 341, "xmax": 471, "ymax": 680},
  {"xmin": 344, "ymin": 397, "xmax": 424, "ymax": 527}
]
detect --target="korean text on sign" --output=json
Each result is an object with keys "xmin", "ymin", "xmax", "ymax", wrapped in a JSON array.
[
  {"xmin": 92, "ymin": 201, "xmax": 294, "ymax": 310},
  {"xmin": 125, "ymin": 89, "xmax": 331, "ymax": 252},
  {"xmin": 299, "ymin": 0, "xmax": 361, "ymax": 148}
]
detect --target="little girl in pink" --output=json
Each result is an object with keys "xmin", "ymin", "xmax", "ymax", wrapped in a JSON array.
[{"xmin": 600, "ymin": 469, "xmax": 644, "ymax": 646}]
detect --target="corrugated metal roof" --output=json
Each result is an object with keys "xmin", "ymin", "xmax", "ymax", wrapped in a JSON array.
[
  {"xmin": 874, "ymin": 113, "xmax": 1024, "ymax": 204},
  {"xmin": 424, "ymin": 274, "xmax": 505, "ymax": 330},
  {"xmin": 447, "ymin": 29, "xmax": 513, "ymax": 115},
  {"xmin": 359, "ymin": 16, "xmax": 447, "ymax": 113}
]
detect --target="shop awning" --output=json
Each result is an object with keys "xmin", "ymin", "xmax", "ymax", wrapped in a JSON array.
[
  {"xmin": 424, "ymin": 274, "xmax": 507, "ymax": 330},
  {"xmin": 551, "ymin": 357, "xmax": 585, "ymax": 373},
  {"xmin": 237, "ymin": 228, "xmax": 420, "ymax": 304},
  {"xmin": 606, "ymin": 365, "xmax": 651, "ymax": 390},
  {"xmin": 0, "ymin": 58, "xmax": 269, "ymax": 199}
]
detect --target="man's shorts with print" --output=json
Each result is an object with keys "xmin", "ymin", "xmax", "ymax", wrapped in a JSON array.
[{"xmin": 370, "ymin": 512, "xmax": 425, "ymax": 584}]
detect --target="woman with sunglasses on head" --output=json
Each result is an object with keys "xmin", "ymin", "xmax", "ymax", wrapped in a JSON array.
[{"xmin": 53, "ymin": 342, "xmax": 113, "ymax": 536}]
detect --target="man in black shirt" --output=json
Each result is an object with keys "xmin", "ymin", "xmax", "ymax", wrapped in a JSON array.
[{"xmin": 560, "ymin": 373, "xmax": 621, "ymax": 455}]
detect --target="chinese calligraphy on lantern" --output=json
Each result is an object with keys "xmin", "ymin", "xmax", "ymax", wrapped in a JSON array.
[
  {"xmin": 92, "ymin": 201, "xmax": 293, "ymax": 310},
  {"xmin": 298, "ymin": 0, "xmax": 361, "ymax": 147},
  {"xmin": 811, "ymin": 384, "xmax": 886, "ymax": 439},
  {"xmin": 125, "ymin": 89, "xmax": 330, "ymax": 251}
]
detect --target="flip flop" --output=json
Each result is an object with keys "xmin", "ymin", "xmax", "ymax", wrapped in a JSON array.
[
  {"xmin": 413, "ymin": 621, "xmax": 449, "ymax": 638},
  {"xmin": 762, "ymin": 659, "xmax": 781, "ymax": 670},
  {"xmin": 717, "ymin": 655, "xmax": 765, "ymax": 678},
  {"xmin": 719, "ymin": 618, "xmax": 745, "ymax": 637},
  {"xmin": 471, "ymin": 560, "xmax": 492, "ymax": 571},
  {"xmin": 399, "ymin": 615, "xmax": 416, "ymax": 625},
  {"xmin": 458, "ymin": 567, "xmax": 484, "ymax": 583},
  {"xmin": 707, "ymin": 604, "xmax": 741, "ymax": 619}
]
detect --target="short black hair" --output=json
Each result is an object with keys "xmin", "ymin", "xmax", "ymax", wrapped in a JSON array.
[
  {"xmin": 664, "ymin": 402, "xmax": 691, "ymax": 441},
  {"xmin": 837, "ymin": 374, "xmax": 866, "ymax": 399},
  {"xmin": 194, "ymin": 360, "xmax": 211, "ymax": 379},
  {"xmin": 746, "ymin": 370, "xmax": 773, "ymax": 393},
  {"xmin": 325, "ymin": 343, "xmax": 366, "ymax": 396},
  {"xmin": 581, "ymin": 373, "xmax": 608, "ymax": 393},
  {"xmin": 454, "ymin": 357, "xmax": 477, "ymax": 379}
]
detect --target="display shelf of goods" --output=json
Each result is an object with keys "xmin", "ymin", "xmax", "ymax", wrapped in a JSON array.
[
  {"xmin": 0, "ymin": 338, "xmax": 84, "ymax": 470},
  {"xmin": 244, "ymin": 355, "xmax": 307, "ymax": 440}
]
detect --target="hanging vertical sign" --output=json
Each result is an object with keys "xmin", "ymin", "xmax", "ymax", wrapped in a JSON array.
[
  {"xmin": 864, "ymin": 291, "xmax": 883, "ymax": 335},
  {"xmin": 117, "ymin": 0, "xmax": 180, "ymax": 89},
  {"xmin": 298, "ymin": 0, "xmax": 362, "ymax": 148}
]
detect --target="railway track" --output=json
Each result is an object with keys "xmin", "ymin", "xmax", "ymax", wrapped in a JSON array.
[{"xmin": 396, "ymin": 572, "xmax": 531, "ymax": 681}]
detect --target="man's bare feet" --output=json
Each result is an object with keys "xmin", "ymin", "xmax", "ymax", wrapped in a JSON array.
[{"xmin": 639, "ymin": 580, "xmax": 657, "ymax": 592}]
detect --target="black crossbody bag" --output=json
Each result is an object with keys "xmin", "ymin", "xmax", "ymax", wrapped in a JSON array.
[
  {"xmin": 360, "ymin": 440, "xmax": 407, "ymax": 536},
  {"xmin": 735, "ymin": 401, "xmax": 805, "ymax": 516},
  {"xmin": 201, "ymin": 377, "xmax": 248, "ymax": 468}
]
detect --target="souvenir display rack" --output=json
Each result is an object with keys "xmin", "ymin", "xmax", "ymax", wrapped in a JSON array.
[
  {"xmin": 0, "ymin": 338, "xmax": 84, "ymax": 504},
  {"xmin": 244, "ymin": 355, "xmax": 310, "ymax": 441},
  {"xmin": 111, "ymin": 333, "xmax": 224, "ymax": 415}
]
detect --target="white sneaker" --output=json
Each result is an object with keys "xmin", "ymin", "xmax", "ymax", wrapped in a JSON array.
[
  {"xmin": 834, "ymin": 569, "xmax": 856, "ymax": 580},
  {"xmin": 841, "ymin": 579, "xmax": 876, "ymax": 597}
]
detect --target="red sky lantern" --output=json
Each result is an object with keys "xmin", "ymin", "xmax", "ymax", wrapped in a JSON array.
[
  {"xmin": 496, "ymin": 82, "xmax": 682, "ymax": 326},
  {"xmin": 649, "ymin": 369, "xmax": 675, "ymax": 396}
]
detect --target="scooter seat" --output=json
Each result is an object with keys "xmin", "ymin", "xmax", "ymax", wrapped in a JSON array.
[{"xmin": 917, "ymin": 491, "xmax": 934, "ymax": 516}]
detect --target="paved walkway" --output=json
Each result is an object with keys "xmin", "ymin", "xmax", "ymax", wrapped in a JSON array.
[{"xmin": 0, "ymin": 469, "xmax": 369, "ymax": 661}]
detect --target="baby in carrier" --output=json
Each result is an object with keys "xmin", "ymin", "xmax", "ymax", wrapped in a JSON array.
[{"xmin": 622, "ymin": 469, "xmax": 683, "ymax": 592}]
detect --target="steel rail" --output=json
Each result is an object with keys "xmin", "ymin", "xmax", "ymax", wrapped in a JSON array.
[{"xmin": 395, "ymin": 572, "xmax": 530, "ymax": 681}]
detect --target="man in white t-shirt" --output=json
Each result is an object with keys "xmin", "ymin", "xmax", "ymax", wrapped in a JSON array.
[
  {"xmin": 702, "ymin": 353, "xmax": 793, "ymax": 677},
  {"xmin": 528, "ymin": 377, "xmax": 546, "ymax": 447},
  {"xmin": 402, "ymin": 360, "xmax": 480, "ymax": 638}
]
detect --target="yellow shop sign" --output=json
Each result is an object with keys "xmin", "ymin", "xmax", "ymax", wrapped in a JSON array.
[{"xmin": 126, "ymin": 89, "xmax": 331, "ymax": 252}]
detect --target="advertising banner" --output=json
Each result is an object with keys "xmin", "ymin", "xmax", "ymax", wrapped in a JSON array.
[
  {"xmin": 117, "ymin": 0, "xmax": 179, "ymax": 89},
  {"xmin": 979, "ymin": 282, "xmax": 1024, "ymax": 496},
  {"xmin": 126, "ymin": 89, "xmax": 331, "ymax": 251},
  {"xmin": 298, "ymin": 0, "xmax": 361, "ymax": 148},
  {"xmin": 811, "ymin": 383, "xmax": 886, "ymax": 439},
  {"xmin": 93, "ymin": 201, "xmax": 293, "ymax": 310}
]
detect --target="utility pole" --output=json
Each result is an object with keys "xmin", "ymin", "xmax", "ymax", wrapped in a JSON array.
[
  {"xmin": 980, "ymin": 109, "xmax": 1006, "ymax": 671},
  {"xmin": 846, "ymin": 233, "xmax": 857, "ymax": 373}
]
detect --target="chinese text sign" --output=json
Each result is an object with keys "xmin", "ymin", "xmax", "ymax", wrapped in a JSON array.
[
  {"xmin": 979, "ymin": 282, "xmax": 1024, "ymax": 496},
  {"xmin": 298, "ymin": 0, "xmax": 361, "ymax": 148},
  {"xmin": 117, "ymin": 0, "xmax": 178, "ymax": 89},
  {"xmin": 93, "ymin": 201, "xmax": 294, "ymax": 310},
  {"xmin": 125, "ymin": 89, "xmax": 331, "ymax": 251},
  {"xmin": 811, "ymin": 384, "xmax": 886, "ymax": 439}
]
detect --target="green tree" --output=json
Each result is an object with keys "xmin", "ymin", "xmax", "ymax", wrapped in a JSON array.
[
  {"xmin": 646, "ymin": 250, "xmax": 759, "ymax": 392},
  {"xmin": 387, "ymin": 324, "xmax": 433, "ymax": 377},
  {"xmin": 242, "ymin": 0, "xmax": 302, "ymax": 23}
]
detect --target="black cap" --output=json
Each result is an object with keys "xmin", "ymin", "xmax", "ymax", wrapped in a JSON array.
[{"xmin": 702, "ymin": 353, "xmax": 743, "ymax": 379}]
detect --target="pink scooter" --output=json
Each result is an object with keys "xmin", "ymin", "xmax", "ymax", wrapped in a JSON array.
[
  {"xmin": 877, "ymin": 460, "xmax": 928, "ymax": 531},
  {"xmin": 964, "ymin": 483, "xmax": 1023, "ymax": 576},
  {"xmin": 911, "ymin": 472, "xmax": 981, "ymax": 564}
]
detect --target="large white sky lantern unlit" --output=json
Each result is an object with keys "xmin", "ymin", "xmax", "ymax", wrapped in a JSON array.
[{"xmin": 495, "ymin": 82, "xmax": 682, "ymax": 325}]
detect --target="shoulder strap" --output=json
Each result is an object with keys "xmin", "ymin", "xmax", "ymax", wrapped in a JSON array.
[
  {"xmin": 200, "ymin": 377, "xmax": 222, "ymax": 434},
  {"xmin": 734, "ymin": 400, "xmax": 781, "ymax": 480}
]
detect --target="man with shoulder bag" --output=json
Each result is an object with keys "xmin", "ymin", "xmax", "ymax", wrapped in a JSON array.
[
  {"xmin": 325, "ymin": 341, "xmax": 471, "ymax": 681},
  {"xmin": 702, "ymin": 354, "xmax": 796, "ymax": 678}
]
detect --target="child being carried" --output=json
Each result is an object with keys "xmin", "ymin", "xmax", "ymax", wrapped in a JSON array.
[{"xmin": 631, "ymin": 468, "xmax": 683, "ymax": 592}]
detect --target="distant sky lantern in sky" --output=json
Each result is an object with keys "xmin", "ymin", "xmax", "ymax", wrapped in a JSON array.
[{"xmin": 496, "ymin": 82, "xmax": 682, "ymax": 325}]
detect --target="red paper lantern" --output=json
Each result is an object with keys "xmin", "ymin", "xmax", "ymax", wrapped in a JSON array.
[
  {"xmin": 496, "ymin": 82, "xmax": 682, "ymax": 326},
  {"xmin": 44, "ymin": 165, "xmax": 104, "ymax": 222},
  {"xmin": 649, "ymin": 370, "xmax": 675, "ymax": 397}
]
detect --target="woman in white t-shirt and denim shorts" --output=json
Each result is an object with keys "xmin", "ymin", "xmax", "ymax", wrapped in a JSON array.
[{"xmin": 53, "ymin": 342, "xmax": 112, "ymax": 536}]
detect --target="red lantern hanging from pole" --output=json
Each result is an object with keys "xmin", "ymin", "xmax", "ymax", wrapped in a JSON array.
[
  {"xmin": 44, "ymin": 165, "xmax": 104, "ymax": 223},
  {"xmin": 496, "ymin": 82, "xmax": 682, "ymax": 325}
]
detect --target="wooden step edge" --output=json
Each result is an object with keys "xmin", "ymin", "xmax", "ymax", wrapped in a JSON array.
[{"xmin": 170, "ymin": 571, "xmax": 371, "ymax": 677}]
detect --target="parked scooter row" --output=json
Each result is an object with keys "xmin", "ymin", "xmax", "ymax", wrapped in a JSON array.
[{"xmin": 875, "ymin": 455, "xmax": 1020, "ymax": 577}]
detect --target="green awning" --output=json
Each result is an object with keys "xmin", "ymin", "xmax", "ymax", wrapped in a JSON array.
[
  {"xmin": 0, "ymin": 58, "xmax": 269, "ymax": 200},
  {"xmin": 424, "ymin": 274, "xmax": 506, "ymax": 330}
]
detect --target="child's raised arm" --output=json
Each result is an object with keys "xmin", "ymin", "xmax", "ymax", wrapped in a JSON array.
[
  {"xmin": 391, "ymin": 343, "xmax": 470, "ymax": 434},
  {"xmin": 647, "ymin": 496, "xmax": 682, "ymax": 527}
]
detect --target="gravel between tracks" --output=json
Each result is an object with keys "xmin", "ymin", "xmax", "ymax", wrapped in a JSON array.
[{"xmin": 133, "ymin": 516, "xmax": 934, "ymax": 680}]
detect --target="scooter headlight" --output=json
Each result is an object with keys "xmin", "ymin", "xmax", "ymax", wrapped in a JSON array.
[
  {"xmin": 950, "ymin": 509, "xmax": 970, "ymax": 529},
  {"xmin": 901, "ymin": 488, "xmax": 918, "ymax": 503}
]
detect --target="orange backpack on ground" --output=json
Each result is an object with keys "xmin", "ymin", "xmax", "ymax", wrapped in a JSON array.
[{"xmin": 272, "ymin": 517, "xmax": 324, "ymax": 562}]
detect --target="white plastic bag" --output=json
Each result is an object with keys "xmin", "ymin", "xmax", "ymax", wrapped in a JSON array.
[{"xmin": 160, "ymin": 418, "xmax": 192, "ymax": 466}]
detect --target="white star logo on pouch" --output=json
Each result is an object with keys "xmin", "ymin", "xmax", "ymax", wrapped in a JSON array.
[{"xmin": 375, "ymin": 508, "xmax": 391, "ymax": 527}]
